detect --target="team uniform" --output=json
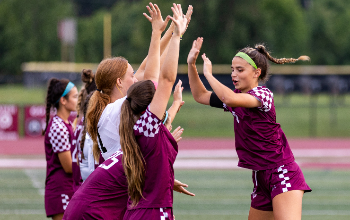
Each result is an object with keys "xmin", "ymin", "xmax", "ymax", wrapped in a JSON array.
[
  {"xmin": 123, "ymin": 108, "xmax": 178, "ymax": 220},
  {"xmin": 63, "ymin": 151, "xmax": 128, "ymax": 220},
  {"xmin": 80, "ymin": 132, "xmax": 105, "ymax": 181},
  {"xmin": 210, "ymin": 86, "xmax": 311, "ymax": 211},
  {"xmin": 44, "ymin": 115, "xmax": 74, "ymax": 217},
  {"xmin": 72, "ymin": 117, "xmax": 84, "ymax": 192},
  {"xmin": 97, "ymin": 96, "xmax": 126, "ymax": 160}
]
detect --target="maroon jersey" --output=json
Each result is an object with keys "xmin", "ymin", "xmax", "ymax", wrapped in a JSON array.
[
  {"xmin": 63, "ymin": 151, "xmax": 128, "ymax": 220},
  {"xmin": 223, "ymin": 86, "xmax": 294, "ymax": 170},
  {"xmin": 129, "ymin": 108, "xmax": 178, "ymax": 210},
  {"xmin": 72, "ymin": 117, "xmax": 83, "ymax": 192},
  {"xmin": 44, "ymin": 115, "xmax": 74, "ymax": 217}
]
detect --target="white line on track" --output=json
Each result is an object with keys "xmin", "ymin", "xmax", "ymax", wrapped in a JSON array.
[
  {"xmin": 0, "ymin": 209, "xmax": 45, "ymax": 215},
  {"xmin": 175, "ymin": 210, "xmax": 350, "ymax": 216},
  {"xmin": 24, "ymin": 169, "xmax": 45, "ymax": 196}
]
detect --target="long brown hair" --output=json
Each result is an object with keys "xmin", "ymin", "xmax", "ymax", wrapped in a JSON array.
[
  {"xmin": 76, "ymin": 69, "xmax": 97, "ymax": 158},
  {"xmin": 86, "ymin": 57, "xmax": 128, "ymax": 162},
  {"xmin": 119, "ymin": 80, "xmax": 155, "ymax": 207},
  {"xmin": 42, "ymin": 78, "xmax": 70, "ymax": 135},
  {"xmin": 239, "ymin": 44, "xmax": 310, "ymax": 83}
]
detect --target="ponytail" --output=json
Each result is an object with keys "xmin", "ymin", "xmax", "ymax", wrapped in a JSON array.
[
  {"xmin": 85, "ymin": 57, "xmax": 128, "ymax": 162},
  {"xmin": 254, "ymin": 44, "xmax": 310, "ymax": 65},
  {"xmin": 86, "ymin": 90, "xmax": 110, "ymax": 162},
  {"xmin": 120, "ymin": 100, "xmax": 145, "ymax": 207},
  {"xmin": 42, "ymin": 78, "xmax": 69, "ymax": 135},
  {"xmin": 119, "ymin": 80, "xmax": 155, "ymax": 206},
  {"xmin": 239, "ymin": 44, "xmax": 310, "ymax": 82}
]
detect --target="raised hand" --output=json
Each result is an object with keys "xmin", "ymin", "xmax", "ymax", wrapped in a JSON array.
[
  {"xmin": 173, "ymin": 80, "xmax": 185, "ymax": 112},
  {"xmin": 202, "ymin": 53, "xmax": 213, "ymax": 76},
  {"xmin": 187, "ymin": 37, "xmax": 203, "ymax": 65},
  {"xmin": 143, "ymin": 2, "xmax": 170, "ymax": 33},
  {"xmin": 169, "ymin": 3, "xmax": 188, "ymax": 37},
  {"xmin": 181, "ymin": 5, "xmax": 193, "ymax": 36}
]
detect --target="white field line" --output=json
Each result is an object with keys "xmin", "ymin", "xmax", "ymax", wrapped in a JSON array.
[
  {"xmin": 24, "ymin": 169, "xmax": 45, "ymax": 196},
  {"xmin": 0, "ymin": 148, "xmax": 349, "ymax": 169},
  {"xmin": 0, "ymin": 209, "xmax": 45, "ymax": 215},
  {"xmin": 174, "ymin": 159, "xmax": 241, "ymax": 169},
  {"xmin": 175, "ymin": 210, "xmax": 350, "ymax": 216},
  {"xmin": 0, "ymin": 159, "xmax": 45, "ymax": 168},
  {"xmin": 177, "ymin": 149, "xmax": 350, "ymax": 158}
]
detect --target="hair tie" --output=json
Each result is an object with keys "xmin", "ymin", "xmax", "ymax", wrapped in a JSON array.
[
  {"xmin": 162, "ymin": 111, "xmax": 168, "ymax": 125},
  {"xmin": 126, "ymin": 97, "xmax": 131, "ymax": 102},
  {"xmin": 96, "ymin": 89, "xmax": 101, "ymax": 92}
]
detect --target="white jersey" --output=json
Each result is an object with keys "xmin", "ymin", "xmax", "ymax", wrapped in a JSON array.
[
  {"xmin": 80, "ymin": 133, "xmax": 97, "ymax": 181},
  {"xmin": 97, "ymin": 96, "xmax": 126, "ymax": 160}
]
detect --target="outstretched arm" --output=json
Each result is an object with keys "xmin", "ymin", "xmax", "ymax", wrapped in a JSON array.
[
  {"xmin": 134, "ymin": 22, "xmax": 174, "ymax": 81},
  {"xmin": 187, "ymin": 37, "xmax": 212, "ymax": 105},
  {"xmin": 150, "ymin": 4, "xmax": 188, "ymax": 120},
  {"xmin": 135, "ymin": 5, "xmax": 193, "ymax": 82},
  {"xmin": 138, "ymin": 3, "xmax": 170, "ymax": 82},
  {"xmin": 201, "ymin": 54, "xmax": 260, "ymax": 108}
]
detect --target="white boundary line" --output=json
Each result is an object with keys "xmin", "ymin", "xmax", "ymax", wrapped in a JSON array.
[{"xmin": 24, "ymin": 169, "xmax": 45, "ymax": 195}]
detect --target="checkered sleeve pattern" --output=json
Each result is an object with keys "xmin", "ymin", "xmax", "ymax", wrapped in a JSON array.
[
  {"xmin": 248, "ymin": 86, "xmax": 273, "ymax": 112},
  {"xmin": 48, "ymin": 116, "xmax": 71, "ymax": 153},
  {"xmin": 133, "ymin": 108, "xmax": 161, "ymax": 138}
]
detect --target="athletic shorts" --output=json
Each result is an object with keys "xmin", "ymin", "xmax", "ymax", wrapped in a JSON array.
[
  {"xmin": 45, "ymin": 192, "xmax": 73, "ymax": 217},
  {"xmin": 250, "ymin": 161, "xmax": 312, "ymax": 211},
  {"xmin": 123, "ymin": 207, "xmax": 173, "ymax": 220}
]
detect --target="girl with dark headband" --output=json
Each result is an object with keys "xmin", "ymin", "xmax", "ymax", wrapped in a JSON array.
[
  {"xmin": 187, "ymin": 37, "xmax": 311, "ymax": 220},
  {"xmin": 42, "ymin": 78, "xmax": 78, "ymax": 220}
]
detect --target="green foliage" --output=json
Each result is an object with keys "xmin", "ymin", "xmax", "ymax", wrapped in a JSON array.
[
  {"xmin": 0, "ymin": 0, "xmax": 73, "ymax": 75},
  {"xmin": 2, "ymin": 0, "xmax": 350, "ymax": 75}
]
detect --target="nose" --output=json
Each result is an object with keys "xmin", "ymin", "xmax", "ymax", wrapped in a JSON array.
[{"xmin": 134, "ymin": 77, "xmax": 138, "ymax": 83}]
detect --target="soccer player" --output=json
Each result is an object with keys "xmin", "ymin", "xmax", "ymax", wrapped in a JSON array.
[
  {"xmin": 187, "ymin": 37, "xmax": 312, "ymax": 220},
  {"xmin": 119, "ymin": 4, "xmax": 187, "ymax": 219},
  {"xmin": 62, "ymin": 124, "xmax": 186, "ymax": 220},
  {"xmin": 86, "ymin": 4, "xmax": 193, "ymax": 162},
  {"xmin": 71, "ymin": 69, "xmax": 97, "ymax": 191},
  {"xmin": 42, "ymin": 78, "xmax": 78, "ymax": 220}
]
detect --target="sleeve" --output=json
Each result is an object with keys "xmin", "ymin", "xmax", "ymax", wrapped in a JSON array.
[
  {"xmin": 247, "ymin": 87, "xmax": 273, "ymax": 112},
  {"xmin": 133, "ymin": 108, "xmax": 162, "ymax": 138},
  {"xmin": 209, "ymin": 92, "xmax": 224, "ymax": 109},
  {"xmin": 48, "ymin": 123, "xmax": 71, "ymax": 153}
]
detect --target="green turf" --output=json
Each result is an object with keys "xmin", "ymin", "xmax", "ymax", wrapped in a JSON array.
[
  {"xmin": 1, "ymin": 85, "xmax": 350, "ymax": 137},
  {"xmin": 0, "ymin": 169, "xmax": 349, "ymax": 220}
]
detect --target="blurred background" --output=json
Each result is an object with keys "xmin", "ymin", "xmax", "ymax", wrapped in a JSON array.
[{"xmin": 0, "ymin": 0, "xmax": 350, "ymax": 219}]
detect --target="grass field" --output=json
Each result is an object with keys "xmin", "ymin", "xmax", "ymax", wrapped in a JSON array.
[
  {"xmin": 1, "ymin": 85, "xmax": 350, "ymax": 137},
  {"xmin": 0, "ymin": 169, "xmax": 349, "ymax": 220}
]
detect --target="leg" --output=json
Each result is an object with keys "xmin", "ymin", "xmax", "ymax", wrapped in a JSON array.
[
  {"xmin": 272, "ymin": 190, "xmax": 304, "ymax": 220},
  {"xmin": 248, "ymin": 207, "xmax": 274, "ymax": 220},
  {"xmin": 52, "ymin": 213, "xmax": 63, "ymax": 220}
]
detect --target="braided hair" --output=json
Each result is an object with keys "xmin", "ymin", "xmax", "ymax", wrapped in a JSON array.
[
  {"xmin": 239, "ymin": 44, "xmax": 310, "ymax": 83},
  {"xmin": 42, "ymin": 78, "xmax": 70, "ymax": 135}
]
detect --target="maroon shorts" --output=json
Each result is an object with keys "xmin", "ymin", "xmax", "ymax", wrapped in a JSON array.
[
  {"xmin": 45, "ymin": 192, "xmax": 73, "ymax": 217},
  {"xmin": 250, "ymin": 161, "xmax": 312, "ymax": 211},
  {"xmin": 123, "ymin": 207, "xmax": 173, "ymax": 220}
]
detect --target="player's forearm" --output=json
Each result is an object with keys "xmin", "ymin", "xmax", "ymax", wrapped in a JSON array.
[
  {"xmin": 143, "ymin": 30, "xmax": 162, "ymax": 82},
  {"xmin": 205, "ymin": 74, "xmax": 234, "ymax": 104},
  {"xmin": 167, "ymin": 100, "xmax": 182, "ymax": 123},
  {"xmin": 188, "ymin": 64, "xmax": 210, "ymax": 105}
]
